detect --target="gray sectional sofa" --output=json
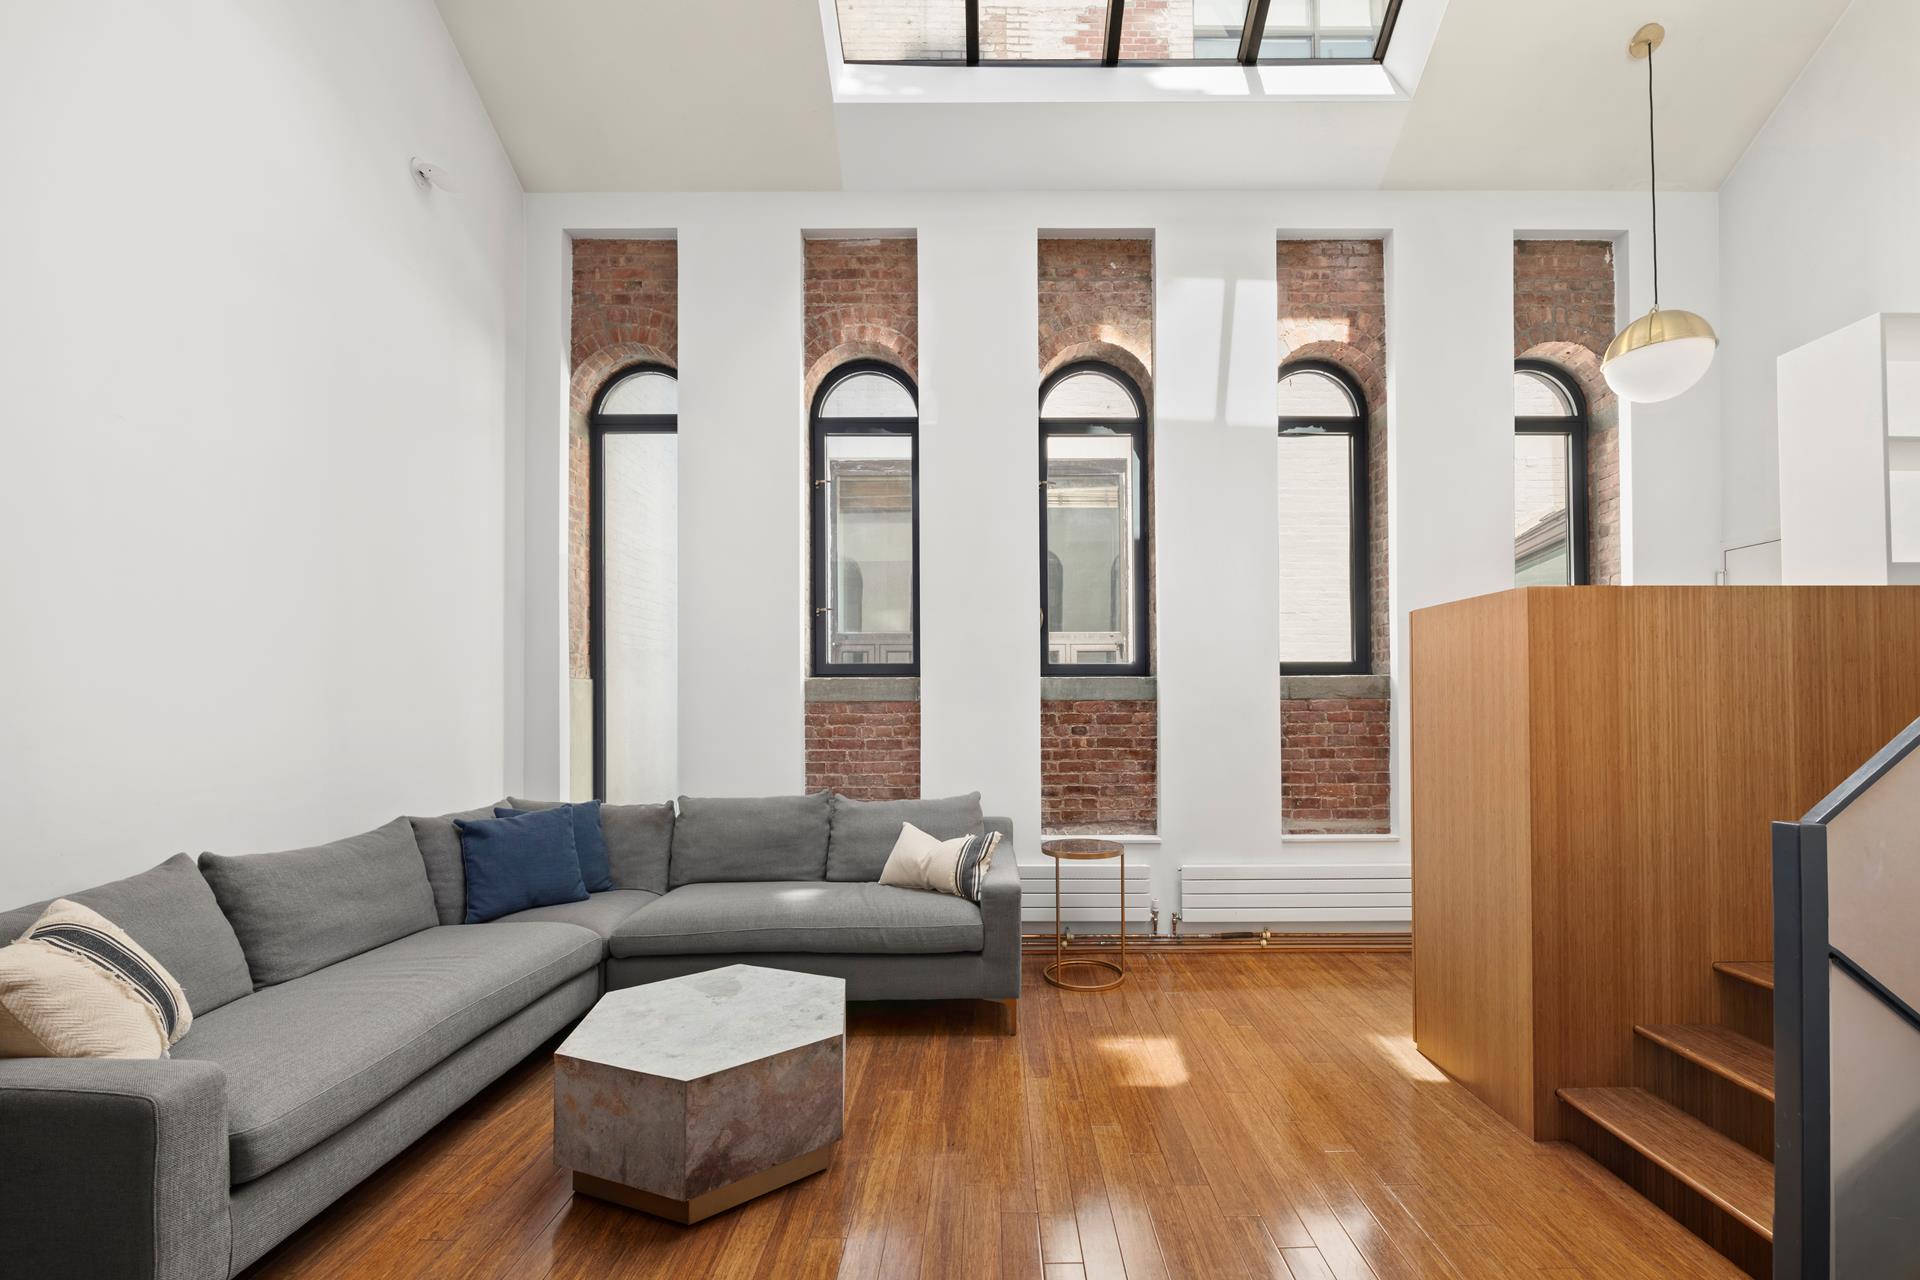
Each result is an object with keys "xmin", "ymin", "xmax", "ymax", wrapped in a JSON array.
[{"xmin": 0, "ymin": 791, "xmax": 1020, "ymax": 1280}]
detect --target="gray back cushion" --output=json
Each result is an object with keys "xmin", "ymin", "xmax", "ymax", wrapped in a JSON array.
[
  {"xmin": 669, "ymin": 792, "xmax": 832, "ymax": 888},
  {"xmin": 0, "ymin": 853, "xmax": 254, "ymax": 1016},
  {"xmin": 199, "ymin": 818, "xmax": 439, "ymax": 988},
  {"xmin": 506, "ymin": 797, "xmax": 673, "ymax": 896},
  {"xmin": 406, "ymin": 803, "xmax": 504, "ymax": 925},
  {"xmin": 825, "ymin": 793, "xmax": 985, "ymax": 881}
]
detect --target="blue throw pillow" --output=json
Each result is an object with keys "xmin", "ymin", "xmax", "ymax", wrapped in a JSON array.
[
  {"xmin": 455, "ymin": 808, "xmax": 588, "ymax": 923},
  {"xmin": 494, "ymin": 801, "xmax": 614, "ymax": 893}
]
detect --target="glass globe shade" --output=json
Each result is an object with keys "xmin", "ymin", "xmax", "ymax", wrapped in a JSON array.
[{"xmin": 1602, "ymin": 308, "xmax": 1718, "ymax": 404}]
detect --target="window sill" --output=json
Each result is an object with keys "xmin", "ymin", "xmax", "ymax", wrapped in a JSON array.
[
  {"xmin": 804, "ymin": 676, "xmax": 920, "ymax": 703},
  {"xmin": 1041, "ymin": 675, "xmax": 1157, "ymax": 701},
  {"xmin": 1280, "ymin": 673, "xmax": 1389, "ymax": 699}
]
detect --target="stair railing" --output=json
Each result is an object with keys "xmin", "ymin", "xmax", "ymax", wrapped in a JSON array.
[{"xmin": 1773, "ymin": 714, "xmax": 1920, "ymax": 1280}]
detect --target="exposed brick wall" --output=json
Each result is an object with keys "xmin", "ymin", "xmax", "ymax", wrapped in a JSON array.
[
  {"xmin": 805, "ymin": 700, "xmax": 921, "ymax": 801},
  {"xmin": 1041, "ymin": 700, "xmax": 1158, "ymax": 833},
  {"xmin": 568, "ymin": 239, "xmax": 678, "ymax": 682},
  {"xmin": 1038, "ymin": 238, "xmax": 1157, "ymax": 834},
  {"xmin": 1514, "ymin": 240, "xmax": 1621, "ymax": 586},
  {"xmin": 1038, "ymin": 237, "xmax": 1154, "ymax": 388},
  {"xmin": 1277, "ymin": 239, "xmax": 1388, "ymax": 672},
  {"xmin": 1278, "ymin": 241, "xmax": 1392, "ymax": 834},
  {"xmin": 1281, "ymin": 696, "xmax": 1391, "ymax": 834},
  {"xmin": 803, "ymin": 237, "xmax": 918, "ymax": 403},
  {"xmin": 802, "ymin": 237, "xmax": 924, "ymax": 799}
]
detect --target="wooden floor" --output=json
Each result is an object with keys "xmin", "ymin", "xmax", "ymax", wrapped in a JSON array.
[{"xmin": 242, "ymin": 953, "xmax": 1747, "ymax": 1280}]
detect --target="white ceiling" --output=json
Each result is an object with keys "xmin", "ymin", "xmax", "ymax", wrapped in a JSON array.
[{"xmin": 434, "ymin": 0, "xmax": 1853, "ymax": 193}]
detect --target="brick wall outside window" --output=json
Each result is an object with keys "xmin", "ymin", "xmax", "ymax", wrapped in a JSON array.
[
  {"xmin": 1038, "ymin": 238, "xmax": 1158, "ymax": 834},
  {"xmin": 1278, "ymin": 240, "xmax": 1391, "ymax": 834},
  {"xmin": 1514, "ymin": 240, "xmax": 1621, "ymax": 586},
  {"xmin": 802, "ymin": 237, "xmax": 923, "ymax": 799}
]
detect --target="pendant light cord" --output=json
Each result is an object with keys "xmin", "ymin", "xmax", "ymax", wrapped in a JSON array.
[{"xmin": 1647, "ymin": 41, "xmax": 1659, "ymax": 309}]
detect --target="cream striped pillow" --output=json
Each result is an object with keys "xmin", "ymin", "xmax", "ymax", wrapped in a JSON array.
[
  {"xmin": 0, "ymin": 899, "xmax": 192, "ymax": 1059},
  {"xmin": 878, "ymin": 822, "xmax": 1001, "ymax": 902}
]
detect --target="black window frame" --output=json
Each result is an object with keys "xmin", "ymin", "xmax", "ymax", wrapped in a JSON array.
[
  {"xmin": 809, "ymin": 360, "xmax": 921, "ymax": 679},
  {"xmin": 1277, "ymin": 358, "xmax": 1371, "ymax": 677},
  {"xmin": 587, "ymin": 362, "xmax": 678, "ymax": 803},
  {"xmin": 1039, "ymin": 360, "xmax": 1151, "ymax": 679},
  {"xmin": 1513, "ymin": 358, "xmax": 1591, "ymax": 588},
  {"xmin": 838, "ymin": 0, "xmax": 1404, "ymax": 68}
]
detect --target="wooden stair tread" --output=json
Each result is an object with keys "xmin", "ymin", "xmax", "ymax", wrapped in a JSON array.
[
  {"xmin": 1714, "ymin": 960, "xmax": 1774, "ymax": 991},
  {"xmin": 1558, "ymin": 1086, "xmax": 1774, "ymax": 1240},
  {"xmin": 1636, "ymin": 1023, "xmax": 1775, "ymax": 1101}
]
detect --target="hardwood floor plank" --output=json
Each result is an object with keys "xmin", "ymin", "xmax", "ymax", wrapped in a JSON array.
[{"xmin": 238, "ymin": 954, "xmax": 1748, "ymax": 1280}]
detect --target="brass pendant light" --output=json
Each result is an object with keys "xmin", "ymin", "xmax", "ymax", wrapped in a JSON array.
[{"xmin": 1602, "ymin": 22, "xmax": 1719, "ymax": 404}]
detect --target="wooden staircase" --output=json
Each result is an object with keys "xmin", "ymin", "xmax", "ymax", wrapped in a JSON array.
[{"xmin": 1557, "ymin": 961, "xmax": 1776, "ymax": 1277}]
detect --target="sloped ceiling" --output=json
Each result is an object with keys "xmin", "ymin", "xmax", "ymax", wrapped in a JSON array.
[{"xmin": 434, "ymin": 0, "xmax": 1851, "ymax": 192}]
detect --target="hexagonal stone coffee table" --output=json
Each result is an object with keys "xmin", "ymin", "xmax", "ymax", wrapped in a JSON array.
[{"xmin": 553, "ymin": 964, "xmax": 845, "ymax": 1224}]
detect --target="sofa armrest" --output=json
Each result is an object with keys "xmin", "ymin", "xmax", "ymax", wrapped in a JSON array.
[
  {"xmin": 0, "ymin": 1057, "xmax": 231, "ymax": 1280},
  {"xmin": 978, "ymin": 819, "xmax": 1023, "ymax": 997}
]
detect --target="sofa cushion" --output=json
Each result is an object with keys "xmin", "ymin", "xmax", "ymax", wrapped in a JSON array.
[
  {"xmin": 825, "ymin": 793, "xmax": 984, "ymax": 882},
  {"xmin": 405, "ymin": 803, "xmax": 509, "ymax": 926},
  {"xmin": 670, "ymin": 793, "xmax": 832, "ymax": 888},
  {"xmin": 172, "ymin": 921, "xmax": 600, "ymax": 1183},
  {"xmin": 199, "ymin": 819, "xmax": 438, "ymax": 988},
  {"xmin": 508, "ymin": 797, "xmax": 673, "ymax": 895},
  {"xmin": 608, "ymin": 881, "xmax": 982, "ymax": 957},
  {"xmin": 0, "ymin": 854, "xmax": 254, "ymax": 1016},
  {"xmin": 455, "ymin": 808, "xmax": 586, "ymax": 924},
  {"xmin": 491, "ymin": 889, "xmax": 661, "ymax": 941}
]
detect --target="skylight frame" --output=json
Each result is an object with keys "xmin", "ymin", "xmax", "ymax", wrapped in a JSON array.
[{"xmin": 833, "ymin": 0, "xmax": 1404, "ymax": 69}]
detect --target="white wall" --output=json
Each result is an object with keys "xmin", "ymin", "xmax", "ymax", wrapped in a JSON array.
[
  {"xmin": 517, "ymin": 190, "xmax": 1720, "ymax": 911},
  {"xmin": 1718, "ymin": 0, "xmax": 1920, "ymax": 552},
  {"xmin": 0, "ymin": 0, "xmax": 524, "ymax": 905}
]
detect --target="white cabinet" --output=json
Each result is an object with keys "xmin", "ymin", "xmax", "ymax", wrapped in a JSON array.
[{"xmin": 1778, "ymin": 313, "xmax": 1920, "ymax": 584}]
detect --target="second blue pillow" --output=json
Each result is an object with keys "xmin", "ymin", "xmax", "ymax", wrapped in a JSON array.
[
  {"xmin": 494, "ymin": 800, "xmax": 614, "ymax": 893},
  {"xmin": 455, "ymin": 807, "xmax": 588, "ymax": 923}
]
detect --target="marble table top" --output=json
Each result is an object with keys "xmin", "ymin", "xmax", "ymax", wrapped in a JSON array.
[{"xmin": 556, "ymin": 964, "xmax": 845, "ymax": 1081}]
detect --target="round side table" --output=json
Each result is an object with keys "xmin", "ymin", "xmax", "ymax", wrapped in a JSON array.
[{"xmin": 1040, "ymin": 838, "xmax": 1127, "ymax": 991}]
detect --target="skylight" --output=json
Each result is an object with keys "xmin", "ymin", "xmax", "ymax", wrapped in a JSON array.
[{"xmin": 832, "ymin": 0, "xmax": 1401, "ymax": 67}]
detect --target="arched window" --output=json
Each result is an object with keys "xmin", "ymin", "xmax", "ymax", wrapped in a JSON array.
[
  {"xmin": 1277, "ymin": 360, "xmax": 1370, "ymax": 674},
  {"xmin": 811, "ymin": 361, "xmax": 918, "ymax": 675},
  {"xmin": 1040, "ymin": 362, "xmax": 1149, "ymax": 675},
  {"xmin": 589, "ymin": 364, "xmax": 679, "ymax": 803},
  {"xmin": 1513, "ymin": 360, "xmax": 1589, "ymax": 586}
]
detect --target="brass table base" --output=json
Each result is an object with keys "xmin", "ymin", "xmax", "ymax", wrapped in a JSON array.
[
  {"xmin": 1040, "ymin": 838, "xmax": 1128, "ymax": 991},
  {"xmin": 572, "ymin": 1142, "xmax": 835, "ymax": 1224}
]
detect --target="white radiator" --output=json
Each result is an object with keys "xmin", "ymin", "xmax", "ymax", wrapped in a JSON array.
[
  {"xmin": 1177, "ymin": 862, "xmax": 1410, "ymax": 926},
  {"xmin": 1018, "ymin": 858, "xmax": 1152, "ymax": 926}
]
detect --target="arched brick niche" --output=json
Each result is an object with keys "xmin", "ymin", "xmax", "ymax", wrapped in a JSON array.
[
  {"xmin": 1514, "ymin": 240, "xmax": 1621, "ymax": 586},
  {"xmin": 801, "ymin": 236, "xmax": 922, "ymax": 801},
  {"xmin": 566, "ymin": 240, "xmax": 678, "ymax": 799},
  {"xmin": 1037, "ymin": 237, "xmax": 1157, "ymax": 835}
]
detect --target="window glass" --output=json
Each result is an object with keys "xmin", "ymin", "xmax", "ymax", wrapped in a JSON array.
[
  {"xmin": 1278, "ymin": 368, "xmax": 1359, "ymax": 417},
  {"xmin": 600, "ymin": 431, "xmax": 678, "ymax": 802},
  {"xmin": 1120, "ymin": 0, "xmax": 1248, "ymax": 60},
  {"xmin": 834, "ymin": 0, "xmax": 967, "ymax": 61},
  {"xmin": 1278, "ymin": 432, "xmax": 1355, "ymax": 663},
  {"xmin": 978, "ymin": 0, "xmax": 1105, "ymax": 60},
  {"xmin": 1045, "ymin": 434, "xmax": 1139, "ymax": 666},
  {"xmin": 599, "ymin": 370, "xmax": 678, "ymax": 416},
  {"xmin": 1261, "ymin": 0, "xmax": 1387, "ymax": 58},
  {"xmin": 1514, "ymin": 368, "xmax": 1574, "ymax": 417},
  {"xmin": 823, "ymin": 434, "xmax": 915, "ymax": 666},
  {"xmin": 1514, "ymin": 432, "xmax": 1573, "ymax": 586},
  {"xmin": 820, "ymin": 370, "xmax": 917, "ymax": 418},
  {"xmin": 1040, "ymin": 369, "xmax": 1136, "ymax": 419}
]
